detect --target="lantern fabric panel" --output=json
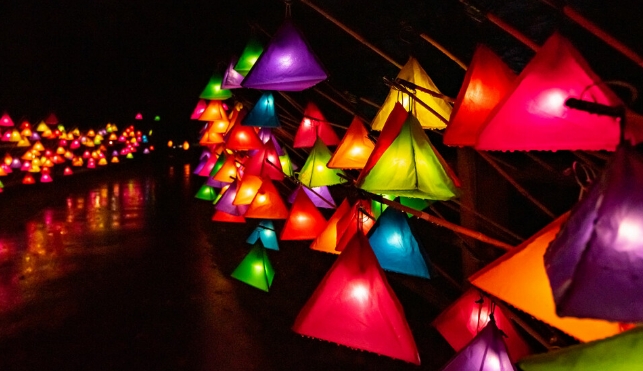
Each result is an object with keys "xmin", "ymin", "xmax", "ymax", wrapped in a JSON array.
[
  {"xmin": 246, "ymin": 220, "xmax": 280, "ymax": 251},
  {"xmin": 214, "ymin": 180, "xmax": 248, "ymax": 216},
  {"xmin": 222, "ymin": 57, "xmax": 244, "ymax": 89},
  {"xmin": 231, "ymin": 243, "xmax": 275, "ymax": 292},
  {"xmin": 244, "ymin": 178, "xmax": 290, "ymax": 220},
  {"xmin": 211, "ymin": 210, "xmax": 246, "ymax": 223},
  {"xmin": 287, "ymin": 185, "xmax": 335, "ymax": 209},
  {"xmin": 293, "ymin": 102, "xmax": 340, "ymax": 148},
  {"xmin": 310, "ymin": 198, "xmax": 351, "ymax": 254},
  {"xmin": 327, "ymin": 116, "xmax": 375, "ymax": 169},
  {"xmin": 199, "ymin": 73, "xmax": 232, "ymax": 100},
  {"xmin": 298, "ymin": 139, "xmax": 345, "ymax": 188},
  {"xmin": 242, "ymin": 141, "xmax": 284, "ymax": 181},
  {"xmin": 335, "ymin": 199, "xmax": 374, "ymax": 252},
  {"xmin": 226, "ymin": 123, "xmax": 263, "ymax": 151},
  {"xmin": 195, "ymin": 184, "xmax": 218, "ymax": 201},
  {"xmin": 233, "ymin": 174, "xmax": 263, "ymax": 205},
  {"xmin": 234, "ymin": 36, "xmax": 264, "ymax": 76},
  {"xmin": 243, "ymin": 92, "xmax": 280, "ymax": 128},
  {"xmin": 280, "ymin": 191, "xmax": 327, "ymax": 241}
]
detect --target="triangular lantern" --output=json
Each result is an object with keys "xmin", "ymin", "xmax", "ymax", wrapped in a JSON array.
[
  {"xmin": 476, "ymin": 33, "xmax": 622, "ymax": 151},
  {"xmin": 244, "ymin": 178, "xmax": 289, "ymax": 219},
  {"xmin": 211, "ymin": 155, "xmax": 238, "ymax": 184},
  {"xmin": 327, "ymin": 116, "xmax": 375, "ymax": 169},
  {"xmin": 367, "ymin": 206, "xmax": 431, "ymax": 278},
  {"xmin": 335, "ymin": 199, "xmax": 375, "ymax": 252},
  {"xmin": 225, "ymin": 122, "xmax": 263, "ymax": 151},
  {"xmin": 44, "ymin": 113, "xmax": 59, "ymax": 125},
  {"xmin": 287, "ymin": 185, "xmax": 335, "ymax": 209},
  {"xmin": 212, "ymin": 209, "xmax": 246, "ymax": 223},
  {"xmin": 440, "ymin": 319, "xmax": 515, "ymax": 371},
  {"xmin": 432, "ymin": 288, "xmax": 532, "ymax": 362},
  {"xmin": 443, "ymin": 45, "xmax": 516, "ymax": 147},
  {"xmin": 214, "ymin": 180, "xmax": 248, "ymax": 216},
  {"xmin": 246, "ymin": 220, "xmax": 279, "ymax": 251},
  {"xmin": 292, "ymin": 232, "xmax": 420, "ymax": 365},
  {"xmin": 371, "ymin": 57, "xmax": 452, "ymax": 131},
  {"xmin": 0, "ymin": 113, "xmax": 14, "ymax": 127},
  {"xmin": 545, "ymin": 143, "xmax": 643, "ymax": 322},
  {"xmin": 470, "ymin": 214, "xmax": 625, "ymax": 342},
  {"xmin": 279, "ymin": 150, "xmax": 295, "ymax": 177},
  {"xmin": 358, "ymin": 112, "xmax": 459, "ymax": 200},
  {"xmin": 519, "ymin": 327, "xmax": 643, "ymax": 371},
  {"xmin": 242, "ymin": 140, "xmax": 284, "ymax": 181},
  {"xmin": 195, "ymin": 184, "xmax": 218, "ymax": 201},
  {"xmin": 190, "ymin": 100, "xmax": 208, "ymax": 120},
  {"xmin": 234, "ymin": 36, "xmax": 264, "ymax": 76},
  {"xmin": 221, "ymin": 57, "xmax": 244, "ymax": 89},
  {"xmin": 198, "ymin": 100, "xmax": 230, "ymax": 128},
  {"xmin": 298, "ymin": 139, "xmax": 345, "ymax": 188},
  {"xmin": 233, "ymin": 174, "xmax": 263, "ymax": 205},
  {"xmin": 241, "ymin": 18, "xmax": 327, "ymax": 91},
  {"xmin": 199, "ymin": 72, "xmax": 232, "ymax": 100},
  {"xmin": 231, "ymin": 242, "xmax": 275, "ymax": 292},
  {"xmin": 310, "ymin": 198, "xmax": 351, "ymax": 254},
  {"xmin": 293, "ymin": 102, "xmax": 339, "ymax": 148},
  {"xmin": 242, "ymin": 92, "xmax": 280, "ymax": 128},
  {"xmin": 280, "ymin": 190, "xmax": 327, "ymax": 240}
]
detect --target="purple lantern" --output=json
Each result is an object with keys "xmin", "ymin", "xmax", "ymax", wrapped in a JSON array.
[
  {"xmin": 241, "ymin": 19, "xmax": 327, "ymax": 91},
  {"xmin": 214, "ymin": 180, "xmax": 248, "ymax": 216},
  {"xmin": 545, "ymin": 143, "xmax": 643, "ymax": 322},
  {"xmin": 221, "ymin": 56, "xmax": 244, "ymax": 89},
  {"xmin": 288, "ymin": 185, "xmax": 335, "ymax": 209}
]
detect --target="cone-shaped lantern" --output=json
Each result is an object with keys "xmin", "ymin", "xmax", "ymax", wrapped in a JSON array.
[
  {"xmin": 432, "ymin": 289, "xmax": 532, "ymax": 363},
  {"xmin": 215, "ymin": 180, "xmax": 248, "ymax": 216},
  {"xmin": 279, "ymin": 150, "xmax": 295, "ymax": 177},
  {"xmin": 190, "ymin": 100, "xmax": 208, "ymax": 120},
  {"xmin": 226, "ymin": 123, "xmax": 263, "ymax": 151},
  {"xmin": 44, "ymin": 113, "xmax": 59, "ymax": 125},
  {"xmin": 298, "ymin": 139, "xmax": 345, "ymax": 188},
  {"xmin": 231, "ymin": 242, "xmax": 275, "ymax": 292},
  {"xmin": 195, "ymin": 184, "xmax": 218, "ymax": 201},
  {"xmin": 244, "ymin": 178, "xmax": 289, "ymax": 219},
  {"xmin": 287, "ymin": 185, "xmax": 335, "ymax": 209},
  {"xmin": 335, "ymin": 199, "xmax": 375, "ymax": 252},
  {"xmin": 242, "ymin": 92, "xmax": 280, "ymax": 128},
  {"xmin": 233, "ymin": 174, "xmax": 263, "ymax": 205},
  {"xmin": 358, "ymin": 112, "xmax": 459, "ymax": 200},
  {"xmin": 199, "ymin": 128, "xmax": 225, "ymax": 146},
  {"xmin": 221, "ymin": 57, "xmax": 244, "ymax": 89},
  {"xmin": 198, "ymin": 100, "xmax": 230, "ymax": 128},
  {"xmin": 212, "ymin": 155, "xmax": 238, "ymax": 184},
  {"xmin": 545, "ymin": 143, "xmax": 643, "ymax": 322},
  {"xmin": 246, "ymin": 220, "xmax": 279, "ymax": 251},
  {"xmin": 242, "ymin": 141, "xmax": 284, "ymax": 181},
  {"xmin": 293, "ymin": 102, "xmax": 339, "ymax": 148},
  {"xmin": 310, "ymin": 198, "xmax": 351, "ymax": 254},
  {"xmin": 280, "ymin": 190, "xmax": 327, "ymax": 240},
  {"xmin": 241, "ymin": 19, "xmax": 327, "ymax": 91},
  {"xmin": 22, "ymin": 174, "xmax": 35, "ymax": 184},
  {"xmin": 476, "ymin": 33, "xmax": 622, "ymax": 151},
  {"xmin": 212, "ymin": 209, "xmax": 246, "ymax": 223},
  {"xmin": 0, "ymin": 113, "xmax": 14, "ymax": 127},
  {"xmin": 234, "ymin": 36, "xmax": 264, "ymax": 76},
  {"xmin": 443, "ymin": 45, "xmax": 516, "ymax": 147},
  {"xmin": 519, "ymin": 327, "xmax": 643, "ymax": 371},
  {"xmin": 293, "ymin": 232, "xmax": 420, "ymax": 365},
  {"xmin": 470, "ymin": 214, "xmax": 624, "ymax": 342},
  {"xmin": 367, "ymin": 207, "xmax": 431, "ymax": 278},
  {"xmin": 440, "ymin": 319, "xmax": 515, "ymax": 371},
  {"xmin": 371, "ymin": 57, "xmax": 452, "ymax": 131},
  {"xmin": 327, "ymin": 116, "xmax": 375, "ymax": 169},
  {"xmin": 199, "ymin": 72, "xmax": 232, "ymax": 100}
]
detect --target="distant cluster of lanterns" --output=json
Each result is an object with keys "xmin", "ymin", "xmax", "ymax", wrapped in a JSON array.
[
  {"xmin": 0, "ymin": 112, "xmax": 154, "ymax": 192},
  {"xmin": 191, "ymin": 5, "xmax": 642, "ymax": 369}
]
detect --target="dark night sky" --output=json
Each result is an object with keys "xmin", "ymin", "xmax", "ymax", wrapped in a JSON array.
[{"xmin": 1, "ymin": 0, "xmax": 643, "ymax": 140}]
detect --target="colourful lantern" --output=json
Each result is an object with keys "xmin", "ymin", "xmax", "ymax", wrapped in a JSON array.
[
  {"xmin": 225, "ymin": 122, "xmax": 263, "ymax": 151},
  {"xmin": 335, "ymin": 199, "xmax": 374, "ymax": 252},
  {"xmin": 35, "ymin": 121, "xmax": 49, "ymax": 132},
  {"xmin": 22, "ymin": 174, "xmax": 35, "ymax": 184},
  {"xmin": 199, "ymin": 128, "xmax": 225, "ymax": 146},
  {"xmin": 293, "ymin": 102, "xmax": 339, "ymax": 148},
  {"xmin": 195, "ymin": 184, "xmax": 218, "ymax": 201},
  {"xmin": 440, "ymin": 319, "xmax": 515, "ymax": 371},
  {"xmin": 476, "ymin": 33, "xmax": 622, "ymax": 151},
  {"xmin": 40, "ymin": 173, "xmax": 52, "ymax": 183},
  {"xmin": 519, "ymin": 327, "xmax": 643, "ymax": 371},
  {"xmin": 279, "ymin": 150, "xmax": 295, "ymax": 177},
  {"xmin": 199, "ymin": 72, "xmax": 232, "ymax": 100},
  {"xmin": 44, "ymin": 113, "xmax": 59, "ymax": 125},
  {"xmin": 214, "ymin": 180, "xmax": 248, "ymax": 217},
  {"xmin": 287, "ymin": 185, "xmax": 335, "ymax": 209},
  {"xmin": 367, "ymin": 207, "xmax": 431, "ymax": 278},
  {"xmin": 293, "ymin": 232, "xmax": 420, "ymax": 365},
  {"xmin": 233, "ymin": 174, "xmax": 263, "ymax": 205},
  {"xmin": 221, "ymin": 57, "xmax": 244, "ymax": 89},
  {"xmin": 242, "ymin": 141, "xmax": 284, "ymax": 181},
  {"xmin": 241, "ymin": 19, "xmax": 327, "ymax": 91},
  {"xmin": 135, "ymin": 113, "xmax": 143, "ymax": 120},
  {"xmin": 470, "ymin": 214, "xmax": 625, "ymax": 342},
  {"xmin": 327, "ymin": 116, "xmax": 375, "ymax": 169},
  {"xmin": 244, "ymin": 178, "xmax": 289, "ymax": 219},
  {"xmin": 310, "ymin": 198, "xmax": 351, "ymax": 254},
  {"xmin": 371, "ymin": 194, "xmax": 395, "ymax": 219},
  {"xmin": 371, "ymin": 57, "xmax": 452, "ymax": 131},
  {"xmin": 443, "ymin": 45, "xmax": 516, "ymax": 147},
  {"xmin": 545, "ymin": 143, "xmax": 643, "ymax": 322},
  {"xmin": 198, "ymin": 100, "xmax": 229, "ymax": 127},
  {"xmin": 0, "ymin": 113, "xmax": 14, "ymax": 127},
  {"xmin": 231, "ymin": 242, "xmax": 275, "ymax": 292},
  {"xmin": 63, "ymin": 167, "xmax": 73, "ymax": 176},
  {"xmin": 190, "ymin": 100, "xmax": 208, "ymax": 120},
  {"xmin": 242, "ymin": 92, "xmax": 280, "ymax": 128},
  {"xmin": 211, "ymin": 155, "xmax": 238, "ymax": 184},
  {"xmin": 246, "ymin": 220, "xmax": 279, "ymax": 251},
  {"xmin": 358, "ymin": 110, "xmax": 459, "ymax": 200},
  {"xmin": 280, "ymin": 190, "xmax": 327, "ymax": 240},
  {"xmin": 298, "ymin": 139, "xmax": 345, "ymax": 188},
  {"xmin": 234, "ymin": 36, "xmax": 264, "ymax": 76},
  {"xmin": 212, "ymin": 209, "xmax": 246, "ymax": 223},
  {"xmin": 432, "ymin": 289, "xmax": 532, "ymax": 362}
]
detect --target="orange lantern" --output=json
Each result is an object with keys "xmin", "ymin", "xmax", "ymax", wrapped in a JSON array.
[
  {"xmin": 310, "ymin": 198, "xmax": 351, "ymax": 254},
  {"xmin": 244, "ymin": 178, "xmax": 289, "ymax": 219},
  {"xmin": 327, "ymin": 116, "xmax": 375, "ymax": 169}
]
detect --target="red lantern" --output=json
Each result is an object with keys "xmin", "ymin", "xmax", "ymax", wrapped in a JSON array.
[
  {"xmin": 293, "ymin": 102, "xmax": 339, "ymax": 148},
  {"xmin": 280, "ymin": 191, "xmax": 327, "ymax": 240}
]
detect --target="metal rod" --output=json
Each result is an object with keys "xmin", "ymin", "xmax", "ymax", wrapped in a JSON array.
[
  {"xmin": 486, "ymin": 13, "xmax": 540, "ymax": 52},
  {"xmin": 419, "ymin": 33, "xmax": 468, "ymax": 70}
]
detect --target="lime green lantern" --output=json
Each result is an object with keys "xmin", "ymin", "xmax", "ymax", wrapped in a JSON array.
[
  {"xmin": 234, "ymin": 37, "xmax": 263, "ymax": 76},
  {"xmin": 154, "ymin": 116, "xmax": 160, "ymax": 122},
  {"xmin": 195, "ymin": 184, "xmax": 218, "ymax": 201},
  {"xmin": 279, "ymin": 150, "xmax": 295, "ymax": 177},
  {"xmin": 199, "ymin": 72, "xmax": 232, "ymax": 100},
  {"xmin": 231, "ymin": 242, "xmax": 275, "ymax": 292},
  {"xmin": 298, "ymin": 138, "xmax": 345, "ymax": 188}
]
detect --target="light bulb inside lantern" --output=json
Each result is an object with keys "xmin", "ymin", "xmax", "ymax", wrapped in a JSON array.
[
  {"xmin": 616, "ymin": 217, "xmax": 643, "ymax": 252},
  {"xmin": 350, "ymin": 283, "xmax": 369, "ymax": 303}
]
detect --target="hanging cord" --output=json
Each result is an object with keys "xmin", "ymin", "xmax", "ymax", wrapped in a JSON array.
[{"xmin": 571, "ymin": 161, "xmax": 597, "ymax": 201}]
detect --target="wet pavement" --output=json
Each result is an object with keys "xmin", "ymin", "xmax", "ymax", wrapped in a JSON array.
[{"xmin": 0, "ymin": 156, "xmax": 456, "ymax": 371}]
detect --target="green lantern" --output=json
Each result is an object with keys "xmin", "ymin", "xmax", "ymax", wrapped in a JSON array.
[
  {"xmin": 199, "ymin": 72, "xmax": 232, "ymax": 100},
  {"xmin": 231, "ymin": 242, "xmax": 275, "ymax": 292},
  {"xmin": 234, "ymin": 37, "xmax": 263, "ymax": 76},
  {"xmin": 154, "ymin": 116, "xmax": 161, "ymax": 122},
  {"xmin": 298, "ymin": 138, "xmax": 345, "ymax": 188},
  {"xmin": 279, "ymin": 150, "xmax": 294, "ymax": 177},
  {"xmin": 195, "ymin": 184, "xmax": 218, "ymax": 201}
]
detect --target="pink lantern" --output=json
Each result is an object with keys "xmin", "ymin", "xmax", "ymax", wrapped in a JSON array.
[{"xmin": 293, "ymin": 102, "xmax": 339, "ymax": 148}]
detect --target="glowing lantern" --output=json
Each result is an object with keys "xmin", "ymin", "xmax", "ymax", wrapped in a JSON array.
[
  {"xmin": 199, "ymin": 128, "xmax": 225, "ymax": 146},
  {"xmin": 97, "ymin": 158, "xmax": 107, "ymax": 166},
  {"xmin": 335, "ymin": 199, "xmax": 374, "ymax": 252},
  {"xmin": 135, "ymin": 113, "xmax": 143, "ymax": 120},
  {"xmin": 432, "ymin": 289, "xmax": 532, "ymax": 362},
  {"xmin": 231, "ymin": 242, "xmax": 275, "ymax": 292},
  {"xmin": 293, "ymin": 232, "xmax": 420, "ymax": 365},
  {"xmin": 0, "ymin": 113, "xmax": 14, "ymax": 127},
  {"xmin": 16, "ymin": 137, "xmax": 30, "ymax": 147},
  {"xmin": 63, "ymin": 167, "xmax": 73, "ymax": 176},
  {"xmin": 22, "ymin": 174, "xmax": 35, "ymax": 184},
  {"xmin": 212, "ymin": 210, "xmax": 246, "ymax": 223},
  {"xmin": 280, "ymin": 191, "xmax": 327, "ymax": 240},
  {"xmin": 183, "ymin": 141, "xmax": 189, "ymax": 150},
  {"xmin": 233, "ymin": 174, "xmax": 263, "ymax": 205},
  {"xmin": 519, "ymin": 327, "xmax": 643, "ymax": 371},
  {"xmin": 371, "ymin": 57, "xmax": 452, "ymax": 131},
  {"xmin": 214, "ymin": 180, "xmax": 248, "ymax": 216},
  {"xmin": 20, "ymin": 128, "xmax": 32, "ymax": 137},
  {"xmin": 241, "ymin": 18, "xmax": 327, "ymax": 91},
  {"xmin": 195, "ymin": 184, "xmax": 218, "ymax": 201},
  {"xmin": 298, "ymin": 139, "xmax": 345, "ymax": 188},
  {"xmin": 195, "ymin": 149, "xmax": 221, "ymax": 177},
  {"xmin": 44, "ymin": 113, "xmax": 58, "ymax": 125},
  {"xmin": 154, "ymin": 116, "xmax": 160, "ymax": 121},
  {"xmin": 0, "ymin": 166, "xmax": 6, "ymax": 176},
  {"xmin": 287, "ymin": 185, "xmax": 335, "ymax": 209},
  {"xmin": 470, "ymin": 214, "xmax": 625, "ymax": 342},
  {"xmin": 310, "ymin": 198, "xmax": 351, "ymax": 254},
  {"xmin": 87, "ymin": 158, "xmax": 96, "ymax": 168},
  {"xmin": 40, "ymin": 173, "xmax": 52, "ymax": 183},
  {"xmin": 234, "ymin": 36, "xmax": 264, "ymax": 76},
  {"xmin": 293, "ymin": 102, "xmax": 339, "ymax": 148},
  {"xmin": 20, "ymin": 161, "xmax": 32, "ymax": 172},
  {"xmin": 246, "ymin": 220, "xmax": 279, "ymax": 251},
  {"xmin": 327, "ymin": 116, "xmax": 375, "ymax": 169},
  {"xmin": 444, "ymin": 45, "xmax": 516, "ymax": 147},
  {"xmin": 10, "ymin": 158, "xmax": 21, "ymax": 169},
  {"xmin": 226, "ymin": 122, "xmax": 263, "ymax": 151},
  {"xmin": 9, "ymin": 129, "xmax": 21, "ymax": 142},
  {"xmin": 545, "ymin": 143, "xmax": 643, "ymax": 322},
  {"xmin": 72, "ymin": 157, "xmax": 84, "ymax": 167},
  {"xmin": 279, "ymin": 150, "xmax": 295, "ymax": 177},
  {"xmin": 367, "ymin": 207, "xmax": 430, "ymax": 278},
  {"xmin": 242, "ymin": 141, "xmax": 284, "ymax": 181},
  {"xmin": 212, "ymin": 155, "xmax": 238, "ymax": 184},
  {"xmin": 221, "ymin": 57, "xmax": 244, "ymax": 89},
  {"xmin": 111, "ymin": 156, "xmax": 120, "ymax": 163},
  {"xmin": 476, "ymin": 33, "xmax": 622, "ymax": 151},
  {"xmin": 244, "ymin": 178, "xmax": 289, "ymax": 219},
  {"xmin": 29, "ymin": 132, "xmax": 41, "ymax": 141},
  {"xmin": 359, "ymin": 110, "xmax": 459, "ymax": 200},
  {"xmin": 21, "ymin": 151, "xmax": 34, "ymax": 161},
  {"xmin": 199, "ymin": 72, "xmax": 232, "ymax": 100},
  {"xmin": 440, "ymin": 319, "xmax": 515, "ymax": 371},
  {"xmin": 1, "ymin": 131, "xmax": 11, "ymax": 141},
  {"xmin": 197, "ymin": 100, "xmax": 229, "ymax": 126},
  {"xmin": 190, "ymin": 100, "xmax": 208, "ymax": 120},
  {"xmin": 242, "ymin": 92, "xmax": 280, "ymax": 128}
]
